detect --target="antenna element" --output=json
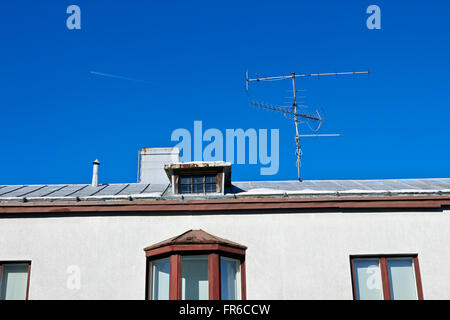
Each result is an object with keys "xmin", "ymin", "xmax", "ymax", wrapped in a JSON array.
[{"xmin": 247, "ymin": 69, "xmax": 369, "ymax": 181}]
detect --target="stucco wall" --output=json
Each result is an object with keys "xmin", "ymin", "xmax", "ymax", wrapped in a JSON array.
[{"xmin": 0, "ymin": 209, "xmax": 449, "ymax": 299}]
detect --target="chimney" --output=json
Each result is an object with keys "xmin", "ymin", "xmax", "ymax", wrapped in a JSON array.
[
  {"xmin": 91, "ymin": 159, "xmax": 100, "ymax": 187},
  {"xmin": 138, "ymin": 147, "xmax": 179, "ymax": 184}
]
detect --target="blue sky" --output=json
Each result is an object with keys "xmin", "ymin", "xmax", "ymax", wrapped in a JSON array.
[{"xmin": 0, "ymin": 1, "xmax": 449, "ymax": 184}]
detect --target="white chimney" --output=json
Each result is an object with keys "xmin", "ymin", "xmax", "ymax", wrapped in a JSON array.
[
  {"xmin": 91, "ymin": 159, "xmax": 100, "ymax": 187},
  {"xmin": 138, "ymin": 147, "xmax": 179, "ymax": 184}
]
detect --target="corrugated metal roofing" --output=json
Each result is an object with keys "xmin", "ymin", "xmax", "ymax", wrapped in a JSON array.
[
  {"xmin": 230, "ymin": 178, "xmax": 450, "ymax": 193},
  {"xmin": 0, "ymin": 178, "xmax": 449, "ymax": 203},
  {"xmin": 0, "ymin": 183, "xmax": 167, "ymax": 202}
]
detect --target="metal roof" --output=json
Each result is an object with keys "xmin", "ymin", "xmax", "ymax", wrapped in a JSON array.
[
  {"xmin": 0, "ymin": 178, "xmax": 450, "ymax": 203},
  {"xmin": 0, "ymin": 183, "xmax": 167, "ymax": 203},
  {"xmin": 229, "ymin": 178, "xmax": 450, "ymax": 195}
]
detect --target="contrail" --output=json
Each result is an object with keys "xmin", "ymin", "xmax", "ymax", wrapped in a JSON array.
[{"xmin": 90, "ymin": 71, "xmax": 151, "ymax": 84}]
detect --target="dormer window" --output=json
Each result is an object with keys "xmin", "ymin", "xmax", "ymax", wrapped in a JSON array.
[{"xmin": 165, "ymin": 162, "xmax": 231, "ymax": 195}]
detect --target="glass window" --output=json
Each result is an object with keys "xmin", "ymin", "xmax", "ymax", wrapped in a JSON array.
[
  {"xmin": 180, "ymin": 176, "xmax": 192, "ymax": 185},
  {"xmin": 220, "ymin": 257, "xmax": 241, "ymax": 300},
  {"xmin": 182, "ymin": 256, "xmax": 209, "ymax": 300},
  {"xmin": 180, "ymin": 184, "xmax": 191, "ymax": 193},
  {"xmin": 178, "ymin": 175, "xmax": 217, "ymax": 194},
  {"xmin": 388, "ymin": 258, "xmax": 418, "ymax": 300},
  {"xmin": 0, "ymin": 264, "xmax": 29, "ymax": 300},
  {"xmin": 193, "ymin": 176, "xmax": 204, "ymax": 184},
  {"xmin": 351, "ymin": 256, "xmax": 422, "ymax": 300},
  {"xmin": 150, "ymin": 258, "xmax": 170, "ymax": 300},
  {"xmin": 193, "ymin": 183, "xmax": 203, "ymax": 193},
  {"xmin": 205, "ymin": 175, "xmax": 217, "ymax": 193},
  {"xmin": 205, "ymin": 183, "xmax": 216, "ymax": 193},
  {"xmin": 353, "ymin": 259, "xmax": 383, "ymax": 300}
]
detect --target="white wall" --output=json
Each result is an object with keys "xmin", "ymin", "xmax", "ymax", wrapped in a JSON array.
[{"xmin": 0, "ymin": 209, "xmax": 449, "ymax": 299}]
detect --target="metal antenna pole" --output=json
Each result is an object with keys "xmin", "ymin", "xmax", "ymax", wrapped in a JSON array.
[
  {"xmin": 291, "ymin": 73, "xmax": 302, "ymax": 181},
  {"xmin": 246, "ymin": 69, "xmax": 369, "ymax": 181}
]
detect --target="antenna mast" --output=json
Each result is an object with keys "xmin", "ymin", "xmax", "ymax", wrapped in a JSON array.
[
  {"xmin": 291, "ymin": 73, "xmax": 301, "ymax": 181},
  {"xmin": 246, "ymin": 69, "xmax": 369, "ymax": 181}
]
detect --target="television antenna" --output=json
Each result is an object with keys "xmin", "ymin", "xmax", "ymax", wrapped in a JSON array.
[{"xmin": 246, "ymin": 70, "xmax": 369, "ymax": 181}]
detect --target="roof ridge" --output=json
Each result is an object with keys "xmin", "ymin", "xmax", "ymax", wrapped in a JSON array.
[{"xmin": 170, "ymin": 229, "xmax": 194, "ymax": 242}]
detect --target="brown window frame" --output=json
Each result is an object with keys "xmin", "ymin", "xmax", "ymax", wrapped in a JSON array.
[
  {"xmin": 0, "ymin": 261, "xmax": 32, "ymax": 300},
  {"xmin": 145, "ymin": 244, "xmax": 246, "ymax": 300},
  {"xmin": 350, "ymin": 255, "xmax": 423, "ymax": 300}
]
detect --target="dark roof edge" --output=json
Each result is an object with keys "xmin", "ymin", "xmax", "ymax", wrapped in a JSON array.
[{"xmin": 0, "ymin": 195, "xmax": 449, "ymax": 214}]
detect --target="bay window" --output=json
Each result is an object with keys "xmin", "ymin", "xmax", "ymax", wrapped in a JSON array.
[{"xmin": 144, "ymin": 230, "xmax": 246, "ymax": 300}]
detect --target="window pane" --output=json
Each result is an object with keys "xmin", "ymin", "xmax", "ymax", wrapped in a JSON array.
[
  {"xmin": 193, "ymin": 176, "xmax": 204, "ymax": 184},
  {"xmin": 193, "ymin": 183, "xmax": 204, "ymax": 193},
  {"xmin": 220, "ymin": 257, "xmax": 241, "ymax": 300},
  {"xmin": 150, "ymin": 258, "xmax": 170, "ymax": 300},
  {"xmin": 388, "ymin": 258, "xmax": 418, "ymax": 300},
  {"xmin": 179, "ymin": 184, "xmax": 192, "ymax": 194},
  {"xmin": 205, "ymin": 184, "xmax": 216, "ymax": 193},
  {"xmin": 0, "ymin": 264, "xmax": 29, "ymax": 300},
  {"xmin": 205, "ymin": 175, "xmax": 216, "ymax": 183},
  {"xmin": 180, "ymin": 176, "xmax": 192, "ymax": 184},
  {"xmin": 182, "ymin": 256, "xmax": 209, "ymax": 300},
  {"xmin": 353, "ymin": 259, "xmax": 383, "ymax": 300}
]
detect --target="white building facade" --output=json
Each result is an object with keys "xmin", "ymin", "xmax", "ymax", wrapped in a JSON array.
[{"xmin": 1, "ymin": 148, "xmax": 449, "ymax": 300}]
